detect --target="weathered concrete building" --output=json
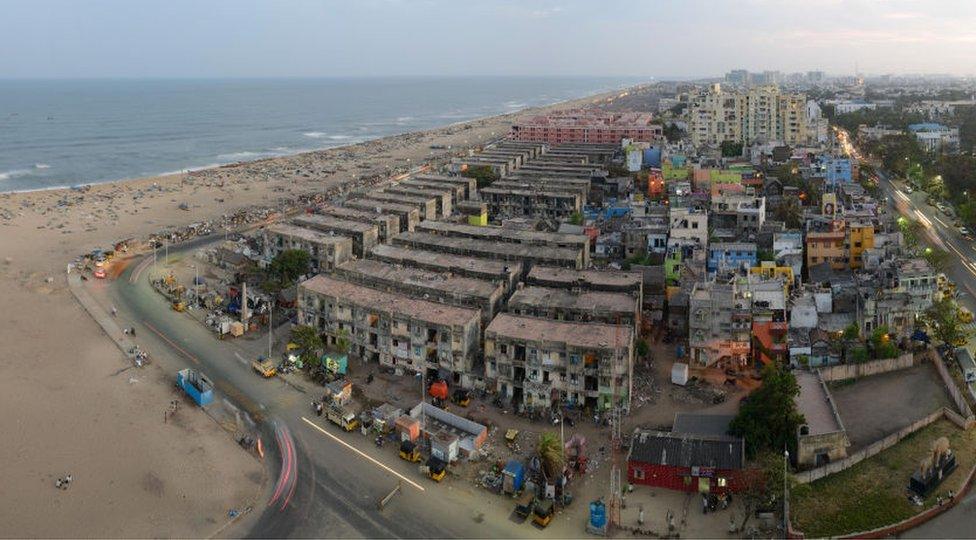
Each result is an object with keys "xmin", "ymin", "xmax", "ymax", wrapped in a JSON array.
[
  {"xmin": 333, "ymin": 258, "xmax": 505, "ymax": 326},
  {"xmin": 526, "ymin": 266, "xmax": 643, "ymax": 299},
  {"xmin": 413, "ymin": 221, "xmax": 590, "ymax": 267},
  {"xmin": 292, "ymin": 214, "xmax": 380, "ymax": 258},
  {"xmin": 689, "ymin": 279, "xmax": 752, "ymax": 368},
  {"xmin": 370, "ymin": 244, "xmax": 521, "ymax": 293},
  {"xmin": 795, "ymin": 370, "xmax": 850, "ymax": 468},
  {"xmin": 298, "ymin": 274, "xmax": 482, "ymax": 385},
  {"xmin": 484, "ymin": 313, "xmax": 634, "ymax": 412},
  {"xmin": 262, "ymin": 223, "xmax": 353, "ymax": 273},
  {"xmin": 358, "ymin": 191, "xmax": 438, "ymax": 221},
  {"xmin": 382, "ymin": 185, "xmax": 453, "ymax": 218},
  {"xmin": 316, "ymin": 205, "xmax": 401, "ymax": 244},
  {"xmin": 399, "ymin": 178, "xmax": 467, "ymax": 204},
  {"xmin": 393, "ymin": 231, "xmax": 584, "ymax": 270},
  {"xmin": 479, "ymin": 186, "xmax": 583, "ymax": 222},
  {"xmin": 507, "ymin": 285, "xmax": 640, "ymax": 329},
  {"xmin": 411, "ymin": 174, "xmax": 477, "ymax": 199},
  {"xmin": 344, "ymin": 198, "xmax": 420, "ymax": 233}
]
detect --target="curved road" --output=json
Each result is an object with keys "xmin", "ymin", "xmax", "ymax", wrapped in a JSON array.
[{"xmin": 101, "ymin": 238, "xmax": 570, "ymax": 538}]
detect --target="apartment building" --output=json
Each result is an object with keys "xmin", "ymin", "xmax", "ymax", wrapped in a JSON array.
[
  {"xmin": 484, "ymin": 313, "xmax": 634, "ymax": 412},
  {"xmin": 316, "ymin": 205, "xmax": 401, "ymax": 244},
  {"xmin": 411, "ymin": 174, "xmax": 477, "ymax": 199},
  {"xmin": 357, "ymin": 191, "xmax": 438, "ymax": 221},
  {"xmin": 344, "ymin": 198, "xmax": 420, "ymax": 233},
  {"xmin": 262, "ymin": 223, "xmax": 353, "ymax": 273},
  {"xmin": 393, "ymin": 232, "xmax": 584, "ymax": 270},
  {"xmin": 510, "ymin": 110, "xmax": 662, "ymax": 144},
  {"xmin": 507, "ymin": 285, "xmax": 640, "ymax": 329},
  {"xmin": 668, "ymin": 207, "xmax": 709, "ymax": 248},
  {"xmin": 806, "ymin": 218, "xmax": 874, "ymax": 271},
  {"xmin": 292, "ymin": 214, "xmax": 380, "ymax": 258},
  {"xmin": 707, "ymin": 242, "xmax": 758, "ymax": 274},
  {"xmin": 710, "ymin": 194, "xmax": 766, "ymax": 234},
  {"xmin": 298, "ymin": 275, "xmax": 482, "ymax": 384},
  {"xmin": 414, "ymin": 221, "xmax": 591, "ymax": 267},
  {"xmin": 382, "ymin": 185, "xmax": 453, "ymax": 218},
  {"xmin": 333, "ymin": 258, "xmax": 505, "ymax": 326},
  {"xmin": 526, "ymin": 266, "xmax": 643, "ymax": 300},
  {"xmin": 689, "ymin": 279, "xmax": 752, "ymax": 368},
  {"xmin": 688, "ymin": 84, "xmax": 809, "ymax": 147},
  {"xmin": 908, "ymin": 123, "xmax": 960, "ymax": 152},
  {"xmin": 399, "ymin": 178, "xmax": 467, "ymax": 204},
  {"xmin": 370, "ymin": 243, "xmax": 521, "ymax": 292},
  {"xmin": 479, "ymin": 186, "xmax": 583, "ymax": 222}
]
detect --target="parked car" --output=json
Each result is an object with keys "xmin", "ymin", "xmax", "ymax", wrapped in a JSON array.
[{"xmin": 960, "ymin": 226, "xmax": 973, "ymax": 239}]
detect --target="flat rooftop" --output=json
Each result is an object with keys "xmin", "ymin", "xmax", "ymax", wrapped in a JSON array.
[
  {"xmin": 265, "ymin": 223, "xmax": 351, "ymax": 245},
  {"xmin": 508, "ymin": 286, "xmax": 637, "ymax": 314},
  {"xmin": 486, "ymin": 313, "xmax": 633, "ymax": 349},
  {"xmin": 527, "ymin": 266, "xmax": 642, "ymax": 290},
  {"xmin": 362, "ymin": 191, "xmax": 435, "ymax": 206},
  {"xmin": 300, "ymin": 274, "xmax": 480, "ymax": 327},
  {"xmin": 370, "ymin": 243, "xmax": 519, "ymax": 280},
  {"xmin": 480, "ymin": 186, "xmax": 582, "ymax": 199},
  {"xmin": 318, "ymin": 205, "xmax": 398, "ymax": 226},
  {"xmin": 346, "ymin": 198, "xmax": 420, "ymax": 215},
  {"xmin": 337, "ymin": 258, "xmax": 501, "ymax": 299},
  {"xmin": 293, "ymin": 214, "xmax": 376, "ymax": 234},
  {"xmin": 415, "ymin": 220, "xmax": 589, "ymax": 247},
  {"xmin": 393, "ymin": 232, "xmax": 581, "ymax": 266},
  {"xmin": 795, "ymin": 371, "xmax": 844, "ymax": 436}
]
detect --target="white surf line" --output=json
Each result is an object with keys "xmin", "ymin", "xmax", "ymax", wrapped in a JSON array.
[{"xmin": 300, "ymin": 416, "xmax": 425, "ymax": 492}]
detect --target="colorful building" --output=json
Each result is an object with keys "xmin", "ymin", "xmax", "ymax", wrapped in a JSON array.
[
  {"xmin": 510, "ymin": 110, "xmax": 663, "ymax": 144},
  {"xmin": 628, "ymin": 428, "xmax": 745, "ymax": 494}
]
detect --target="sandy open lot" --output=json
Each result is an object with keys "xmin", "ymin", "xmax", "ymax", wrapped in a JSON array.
[{"xmin": 0, "ymin": 88, "xmax": 628, "ymax": 536}]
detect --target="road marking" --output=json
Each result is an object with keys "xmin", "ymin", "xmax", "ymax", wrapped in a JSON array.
[
  {"xmin": 143, "ymin": 321, "xmax": 200, "ymax": 365},
  {"xmin": 234, "ymin": 352, "xmax": 249, "ymax": 366},
  {"xmin": 300, "ymin": 416, "xmax": 426, "ymax": 492},
  {"xmin": 894, "ymin": 190, "xmax": 910, "ymax": 202},
  {"xmin": 933, "ymin": 215, "xmax": 950, "ymax": 229},
  {"xmin": 914, "ymin": 209, "xmax": 933, "ymax": 228}
]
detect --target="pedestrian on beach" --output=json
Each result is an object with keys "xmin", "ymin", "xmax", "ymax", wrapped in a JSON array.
[
  {"xmin": 65, "ymin": 474, "xmax": 72, "ymax": 486},
  {"xmin": 55, "ymin": 478, "xmax": 63, "ymax": 490},
  {"xmin": 111, "ymin": 305, "xmax": 117, "ymax": 316}
]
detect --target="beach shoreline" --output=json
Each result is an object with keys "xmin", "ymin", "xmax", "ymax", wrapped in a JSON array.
[{"xmin": 0, "ymin": 83, "xmax": 635, "ymax": 537}]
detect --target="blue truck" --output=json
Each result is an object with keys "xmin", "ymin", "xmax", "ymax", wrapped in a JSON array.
[{"xmin": 176, "ymin": 368, "xmax": 214, "ymax": 406}]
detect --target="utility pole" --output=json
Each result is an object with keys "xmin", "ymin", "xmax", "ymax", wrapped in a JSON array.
[{"xmin": 268, "ymin": 303, "xmax": 273, "ymax": 360}]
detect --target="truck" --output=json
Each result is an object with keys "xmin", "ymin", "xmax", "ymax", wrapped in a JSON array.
[
  {"xmin": 326, "ymin": 404, "xmax": 360, "ymax": 432},
  {"xmin": 176, "ymin": 368, "xmax": 214, "ymax": 406},
  {"xmin": 251, "ymin": 358, "xmax": 277, "ymax": 378}
]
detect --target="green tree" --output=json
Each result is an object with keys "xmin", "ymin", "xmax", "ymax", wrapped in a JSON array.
[
  {"xmin": 568, "ymin": 211, "xmax": 584, "ymax": 226},
  {"xmin": 536, "ymin": 432, "xmax": 565, "ymax": 479},
  {"xmin": 897, "ymin": 217, "xmax": 922, "ymax": 251},
  {"xmin": 869, "ymin": 326, "xmax": 899, "ymax": 359},
  {"xmin": 922, "ymin": 247, "xmax": 950, "ymax": 273},
  {"xmin": 662, "ymin": 123, "xmax": 684, "ymax": 143},
  {"xmin": 922, "ymin": 297, "xmax": 971, "ymax": 346},
  {"xmin": 266, "ymin": 249, "xmax": 311, "ymax": 291},
  {"xmin": 333, "ymin": 327, "xmax": 351, "ymax": 354},
  {"xmin": 290, "ymin": 324, "xmax": 324, "ymax": 367},
  {"xmin": 729, "ymin": 363, "xmax": 805, "ymax": 458},
  {"xmin": 636, "ymin": 339, "xmax": 649, "ymax": 358},
  {"xmin": 843, "ymin": 323, "xmax": 860, "ymax": 341},
  {"xmin": 720, "ymin": 140, "xmax": 744, "ymax": 158},
  {"xmin": 737, "ymin": 450, "xmax": 791, "ymax": 530},
  {"xmin": 461, "ymin": 165, "xmax": 500, "ymax": 189}
]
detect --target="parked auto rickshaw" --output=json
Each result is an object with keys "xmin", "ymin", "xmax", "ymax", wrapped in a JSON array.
[
  {"xmin": 533, "ymin": 499, "xmax": 554, "ymax": 528},
  {"xmin": 172, "ymin": 300, "xmax": 186, "ymax": 312},
  {"xmin": 452, "ymin": 389, "xmax": 471, "ymax": 407},
  {"xmin": 426, "ymin": 456, "xmax": 447, "ymax": 482},
  {"xmin": 399, "ymin": 440, "xmax": 421, "ymax": 463}
]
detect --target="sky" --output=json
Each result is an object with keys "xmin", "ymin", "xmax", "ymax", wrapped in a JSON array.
[{"xmin": 2, "ymin": 0, "xmax": 975, "ymax": 79}]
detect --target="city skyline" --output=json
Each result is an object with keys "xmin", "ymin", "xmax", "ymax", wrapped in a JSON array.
[{"xmin": 3, "ymin": 0, "xmax": 976, "ymax": 79}]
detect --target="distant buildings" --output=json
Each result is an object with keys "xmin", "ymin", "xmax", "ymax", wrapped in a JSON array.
[
  {"xmin": 510, "ymin": 110, "xmax": 663, "ymax": 144},
  {"xmin": 828, "ymin": 99, "xmax": 876, "ymax": 114},
  {"xmin": 688, "ymin": 84, "xmax": 810, "ymax": 147},
  {"xmin": 907, "ymin": 123, "xmax": 960, "ymax": 152}
]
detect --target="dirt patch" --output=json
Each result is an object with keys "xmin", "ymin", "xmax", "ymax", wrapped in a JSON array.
[{"xmin": 141, "ymin": 472, "xmax": 165, "ymax": 497}]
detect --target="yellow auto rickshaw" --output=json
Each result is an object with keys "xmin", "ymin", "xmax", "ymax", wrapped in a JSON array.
[
  {"xmin": 399, "ymin": 440, "xmax": 421, "ymax": 463},
  {"xmin": 533, "ymin": 499, "xmax": 554, "ymax": 528},
  {"xmin": 172, "ymin": 300, "xmax": 186, "ymax": 312},
  {"xmin": 452, "ymin": 389, "xmax": 471, "ymax": 407},
  {"xmin": 426, "ymin": 456, "xmax": 447, "ymax": 482}
]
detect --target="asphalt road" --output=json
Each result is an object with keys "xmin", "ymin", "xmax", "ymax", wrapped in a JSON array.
[
  {"xmin": 877, "ymin": 170, "xmax": 976, "ymax": 539},
  {"xmin": 101, "ymin": 241, "xmax": 576, "ymax": 538}
]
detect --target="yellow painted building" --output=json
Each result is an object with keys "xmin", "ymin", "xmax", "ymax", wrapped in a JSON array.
[
  {"xmin": 749, "ymin": 261, "xmax": 794, "ymax": 296},
  {"xmin": 848, "ymin": 222, "xmax": 875, "ymax": 269}
]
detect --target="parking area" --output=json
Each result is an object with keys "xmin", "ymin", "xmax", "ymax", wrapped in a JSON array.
[{"xmin": 831, "ymin": 364, "xmax": 952, "ymax": 451}]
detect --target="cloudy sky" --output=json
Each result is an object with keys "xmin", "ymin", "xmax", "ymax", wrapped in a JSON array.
[{"xmin": 3, "ymin": 0, "xmax": 975, "ymax": 78}]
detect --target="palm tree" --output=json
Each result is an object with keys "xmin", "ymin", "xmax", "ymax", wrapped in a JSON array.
[{"xmin": 537, "ymin": 432, "xmax": 564, "ymax": 479}]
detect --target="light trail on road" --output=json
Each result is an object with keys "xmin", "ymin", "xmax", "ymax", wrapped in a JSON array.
[
  {"xmin": 270, "ymin": 421, "xmax": 298, "ymax": 511},
  {"xmin": 300, "ymin": 416, "xmax": 425, "ymax": 492}
]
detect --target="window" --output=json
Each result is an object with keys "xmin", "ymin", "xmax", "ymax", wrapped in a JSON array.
[
  {"xmin": 633, "ymin": 468, "xmax": 645, "ymax": 480},
  {"xmin": 717, "ymin": 477, "xmax": 727, "ymax": 488}
]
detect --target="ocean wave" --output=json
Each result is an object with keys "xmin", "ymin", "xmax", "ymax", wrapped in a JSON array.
[
  {"xmin": 34, "ymin": 163, "xmax": 51, "ymax": 169},
  {"xmin": 0, "ymin": 168, "xmax": 35, "ymax": 181},
  {"xmin": 303, "ymin": 131, "xmax": 327, "ymax": 139},
  {"xmin": 217, "ymin": 151, "xmax": 263, "ymax": 160},
  {"xmin": 328, "ymin": 135, "xmax": 352, "ymax": 140}
]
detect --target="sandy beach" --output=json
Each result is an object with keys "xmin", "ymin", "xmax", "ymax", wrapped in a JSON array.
[{"xmin": 0, "ymin": 87, "xmax": 626, "ymax": 536}]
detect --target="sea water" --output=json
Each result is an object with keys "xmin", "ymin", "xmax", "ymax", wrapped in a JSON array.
[{"xmin": 0, "ymin": 76, "xmax": 641, "ymax": 192}]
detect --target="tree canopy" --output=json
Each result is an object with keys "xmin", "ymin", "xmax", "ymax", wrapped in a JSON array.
[
  {"xmin": 922, "ymin": 297, "xmax": 971, "ymax": 346},
  {"xmin": 290, "ymin": 324, "xmax": 324, "ymax": 367},
  {"xmin": 461, "ymin": 165, "xmax": 500, "ymax": 189},
  {"xmin": 265, "ymin": 249, "xmax": 311, "ymax": 292},
  {"xmin": 729, "ymin": 363, "xmax": 805, "ymax": 458}
]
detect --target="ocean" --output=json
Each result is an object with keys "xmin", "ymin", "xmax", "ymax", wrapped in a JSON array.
[{"xmin": 0, "ymin": 77, "xmax": 642, "ymax": 192}]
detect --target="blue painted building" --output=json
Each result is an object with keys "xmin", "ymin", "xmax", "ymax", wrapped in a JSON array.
[
  {"xmin": 707, "ymin": 242, "xmax": 758, "ymax": 273},
  {"xmin": 820, "ymin": 156, "xmax": 852, "ymax": 186}
]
